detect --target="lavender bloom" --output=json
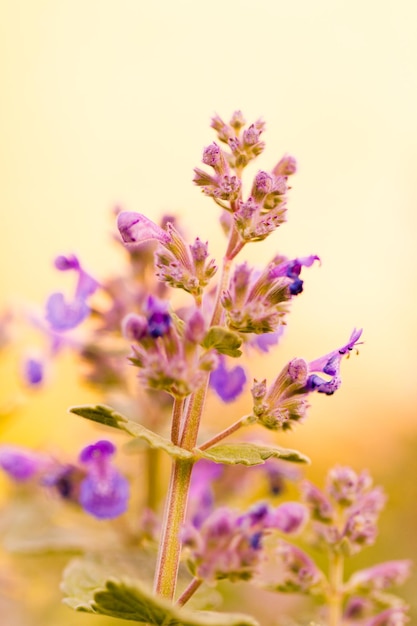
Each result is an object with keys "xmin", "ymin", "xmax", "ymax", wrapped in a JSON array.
[
  {"xmin": 188, "ymin": 460, "xmax": 223, "ymax": 528},
  {"xmin": 306, "ymin": 327, "xmax": 363, "ymax": 395},
  {"xmin": 268, "ymin": 255, "xmax": 320, "ymax": 296},
  {"xmin": 78, "ymin": 440, "xmax": 129, "ymax": 520},
  {"xmin": 0, "ymin": 446, "xmax": 48, "ymax": 481},
  {"xmin": 301, "ymin": 481, "xmax": 334, "ymax": 522},
  {"xmin": 274, "ymin": 541, "xmax": 325, "ymax": 594},
  {"xmin": 54, "ymin": 254, "xmax": 99, "ymax": 300},
  {"xmin": 364, "ymin": 607, "xmax": 410, "ymax": 626},
  {"xmin": 209, "ymin": 357, "xmax": 247, "ymax": 403},
  {"xmin": 117, "ymin": 211, "xmax": 170, "ymax": 248},
  {"xmin": 22, "ymin": 355, "xmax": 44, "ymax": 387},
  {"xmin": 347, "ymin": 560, "xmax": 412, "ymax": 593},
  {"xmin": 270, "ymin": 502, "xmax": 308, "ymax": 534},
  {"xmin": 45, "ymin": 292, "xmax": 90, "ymax": 331}
]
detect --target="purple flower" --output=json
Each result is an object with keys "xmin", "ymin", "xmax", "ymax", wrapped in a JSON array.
[
  {"xmin": 78, "ymin": 440, "xmax": 129, "ymax": 520},
  {"xmin": 45, "ymin": 292, "xmax": 90, "ymax": 331},
  {"xmin": 144, "ymin": 296, "xmax": 171, "ymax": 338},
  {"xmin": 117, "ymin": 211, "xmax": 170, "ymax": 248},
  {"xmin": 268, "ymin": 255, "xmax": 320, "ymax": 296},
  {"xmin": 275, "ymin": 540, "xmax": 325, "ymax": 593},
  {"xmin": 22, "ymin": 355, "xmax": 44, "ymax": 387},
  {"xmin": 347, "ymin": 560, "xmax": 412, "ymax": 593},
  {"xmin": 364, "ymin": 607, "xmax": 409, "ymax": 626},
  {"xmin": 270, "ymin": 502, "xmax": 308, "ymax": 534},
  {"xmin": 0, "ymin": 446, "xmax": 48, "ymax": 481},
  {"xmin": 306, "ymin": 328, "xmax": 363, "ymax": 395},
  {"xmin": 54, "ymin": 254, "xmax": 99, "ymax": 300},
  {"xmin": 188, "ymin": 460, "xmax": 223, "ymax": 528},
  {"xmin": 209, "ymin": 357, "xmax": 247, "ymax": 402}
]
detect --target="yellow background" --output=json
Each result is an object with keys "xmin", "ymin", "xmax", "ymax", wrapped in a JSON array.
[{"xmin": 0, "ymin": 0, "xmax": 416, "ymax": 622}]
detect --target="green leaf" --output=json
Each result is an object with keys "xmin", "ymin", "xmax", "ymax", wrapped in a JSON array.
[
  {"xmin": 202, "ymin": 327, "xmax": 242, "ymax": 357},
  {"xmin": 196, "ymin": 442, "xmax": 310, "ymax": 466},
  {"xmin": 62, "ymin": 558, "xmax": 259, "ymax": 626},
  {"xmin": 69, "ymin": 404, "xmax": 194, "ymax": 460}
]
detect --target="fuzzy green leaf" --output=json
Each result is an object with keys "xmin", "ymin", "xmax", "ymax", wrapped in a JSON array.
[
  {"xmin": 69, "ymin": 404, "xmax": 193, "ymax": 460},
  {"xmin": 196, "ymin": 442, "xmax": 309, "ymax": 466},
  {"xmin": 62, "ymin": 558, "xmax": 259, "ymax": 626},
  {"xmin": 202, "ymin": 327, "xmax": 242, "ymax": 357}
]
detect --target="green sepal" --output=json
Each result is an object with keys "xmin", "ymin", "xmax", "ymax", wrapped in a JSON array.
[
  {"xmin": 62, "ymin": 558, "xmax": 259, "ymax": 626},
  {"xmin": 202, "ymin": 326, "xmax": 242, "ymax": 357},
  {"xmin": 69, "ymin": 404, "xmax": 193, "ymax": 460},
  {"xmin": 196, "ymin": 442, "xmax": 310, "ymax": 466}
]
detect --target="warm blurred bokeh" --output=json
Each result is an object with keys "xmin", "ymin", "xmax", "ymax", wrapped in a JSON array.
[{"xmin": 1, "ymin": 1, "xmax": 416, "ymax": 624}]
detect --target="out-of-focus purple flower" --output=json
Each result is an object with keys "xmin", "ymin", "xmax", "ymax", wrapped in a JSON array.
[
  {"xmin": 275, "ymin": 540, "xmax": 325, "ymax": 593},
  {"xmin": 42, "ymin": 464, "xmax": 86, "ymax": 502},
  {"xmin": 0, "ymin": 446, "xmax": 48, "ymax": 481},
  {"xmin": 301, "ymin": 481, "xmax": 334, "ymax": 522},
  {"xmin": 22, "ymin": 355, "xmax": 44, "ymax": 387},
  {"xmin": 188, "ymin": 460, "xmax": 223, "ymax": 528},
  {"xmin": 45, "ymin": 292, "xmax": 90, "ymax": 331},
  {"xmin": 78, "ymin": 440, "xmax": 129, "ymax": 520},
  {"xmin": 55, "ymin": 254, "xmax": 99, "ymax": 300},
  {"xmin": 250, "ymin": 328, "xmax": 283, "ymax": 353},
  {"xmin": 347, "ymin": 560, "xmax": 412, "ymax": 593},
  {"xmin": 364, "ymin": 607, "xmax": 409, "ymax": 626},
  {"xmin": 117, "ymin": 211, "xmax": 170, "ymax": 248},
  {"xmin": 262, "ymin": 458, "xmax": 301, "ymax": 496},
  {"xmin": 209, "ymin": 357, "xmax": 247, "ymax": 402},
  {"xmin": 269, "ymin": 502, "xmax": 308, "ymax": 534}
]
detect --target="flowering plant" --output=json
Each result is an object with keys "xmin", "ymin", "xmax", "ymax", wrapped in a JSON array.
[{"xmin": 0, "ymin": 112, "xmax": 410, "ymax": 625}]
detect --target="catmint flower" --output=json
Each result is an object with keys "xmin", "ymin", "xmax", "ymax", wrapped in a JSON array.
[
  {"xmin": 222, "ymin": 256, "xmax": 318, "ymax": 336},
  {"xmin": 78, "ymin": 440, "xmax": 129, "ymax": 520},
  {"xmin": 209, "ymin": 357, "xmax": 247, "ymax": 403},
  {"xmin": 117, "ymin": 211, "xmax": 170, "ymax": 248},
  {"xmin": 365, "ymin": 607, "xmax": 410, "ymax": 626},
  {"xmin": 306, "ymin": 327, "xmax": 363, "ymax": 395},
  {"xmin": 274, "ymin": 541, "xmax": 325, "ymax": 593},
  {"xmin": 54, "ymin": 254, "xmax": 99, "ymax": 300},
  {"xmin": 22, "ymin": 355, "xmax": 44, "ymax": 387},
  {"xmin": 0, "ymin": 446, "xmax": 49, "ymax": 481},
  {"xmin": 272, "ymin": 154, "xmax": 297, "ymax": 176},
  {"xmin": 301, "ymin": 480, "xmax": 334, "ymax": 522},
  {"xmin": 269, "ymin": 502, "xmax": 308, "ymax": 534},
  {"xmin": 347, "ymin": 560, "xmax": 412, "ymax": 593},
  {"xmin": 45, "ymin": 292, "xmax": 90, "ymax": 331},
  {"xmin": 188, "ymin": 460, "xmax": 223, "ymax": 528}
]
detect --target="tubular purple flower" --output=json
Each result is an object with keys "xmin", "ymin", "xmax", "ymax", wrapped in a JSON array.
[
  {"xmin": 347, "ymin": 560, "xmax": 412, "ymax": 593},
  {"xmin": 306, "ymin": 328, "xmax": 363, "ymax": 395},
  {"xmin": 364, "ymin": 607, "xmax": 409, "ymax": 626},
  {"xmin": 45, "ymin": 292, "xmax": 90, "ymax": 331},
  {"xmin": 271, "ymin": 502, "xmax": 308, "ymax": 534},
  {"xmin": 22, "ymin": 355, "xmax": 44, "ymax": 387},
  {"xmin": 269, "ymin": 255, "xmax": 320, "ymax": 296},
  {"xmin": 78, "ymin": 440, "xmax": 130, "ymax": 520},
  {"xmin": 55, "ymin": 254, "xmax": 99, "ymax": 300},
  {"xmin": 0, "ymin": 446, "xmax": 48, "ymax": 482},
  {"xmin": 117, "ymin": 211, "xmax": 171, "ymax": 247}
]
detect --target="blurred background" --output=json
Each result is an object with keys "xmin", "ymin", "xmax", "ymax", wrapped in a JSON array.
[{"xmin": 1, "ymin": 1, "xmax": 416, "ymax": 624}]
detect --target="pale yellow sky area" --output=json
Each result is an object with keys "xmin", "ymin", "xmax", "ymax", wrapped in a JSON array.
[{"xmin": 0, "ymin": 0, "xmax": 416, "ymax": 461}]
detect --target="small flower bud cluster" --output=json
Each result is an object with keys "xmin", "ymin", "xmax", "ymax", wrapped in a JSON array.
[
  {"xmin": 117, "ymin": 212, "xmax": 217, "ymax": 299},
  {"xmin": 270, "ymin": 467, "xmax": 411, "ymax": 623},
  {"xmin": 182, "ymin": 500, "xmax": 307, "ymax": 583},
  {"xmin": 251, "ymin": 329, "xmax": 363, "ymax": 430},
  {"xmin": 0, "ymin": 441, "xmax": 129, "ymax": 520},
  {"xmin": 193, "ymin": 111, "xmax": 298, "ymax": 250},
  {"xmin": 221, "ymin": 255, "xmax": 319, "ymax": 335},
  {"xmin": 123, "ymin": 298, "xmax": 217, "ymax": 398},
  {"xmin": 302, "ymin": 466, "xmax": 386, "ymax": 553}
]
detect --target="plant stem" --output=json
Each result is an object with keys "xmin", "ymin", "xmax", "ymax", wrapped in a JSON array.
[
  {"xmin": 175, "ymin": 578, "xmax": 203, "ymax": 607},
  {"xmin": 328, "ymin": 549, "xmax": 344, "ymax": 626},
  {"xmin": 153, "ymin": 458, "xmax": 193, "ymax": 599},
  {"xmin": 153, "ymin": 250, "xmax": 234, "ymax": 600},
  {"xmin": 171, "ymin": 396, "xmax": 185, "ymax": 446},
  {"xmin": 198, "ymin": 415, "xmax": 251, "ymax": 450}
]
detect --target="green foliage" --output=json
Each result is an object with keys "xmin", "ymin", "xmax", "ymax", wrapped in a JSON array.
[
  {"xmin": 197, "ymin": 442, "xmax": 309, "ymax": 465},
  {"xmin": 201, "ymin": 327, "xmax": 243, "ymax": 357},
  {"xmin": 69, "ymin": 404, "xmax": 193, "ymax": 460},
  {"xmin": 62, "ymin": 558, "xmax": 259, "ymax": 626}
]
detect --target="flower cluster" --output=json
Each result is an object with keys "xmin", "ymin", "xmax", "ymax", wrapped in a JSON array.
[
  {"xmin": 269, "ymin": 466, "xmax": 411, "ymax": 624},
  {"xmin": 0, "ymin": 440, "xmax": 129, "ymax": 520}
]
